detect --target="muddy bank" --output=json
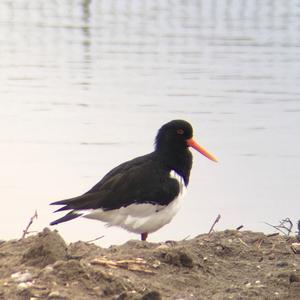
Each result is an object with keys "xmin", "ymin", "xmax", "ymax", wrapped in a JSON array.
[{"xmin": 0, "ymin": 228, "xmax": 300, "ymax": 299}]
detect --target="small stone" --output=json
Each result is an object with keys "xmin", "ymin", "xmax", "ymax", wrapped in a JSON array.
[
  {"xmin": 141, "ymin": 291, "xmax": 162, "ymax": 300},
  {"xmin": 42, "ymin": 265, "xmax": 54, "ymax": 275},
  {"xmin": 11, "ymin": 271, "xmax": 33, "ymax": 283},
  {"xmin": 48, "ymin": 291, "xmax": 67, "ymax": 299},
  {"xmin": 290, "ymin": 274, "xmax": 300, "ymax": 283},
  {"xmin": 268, "ymin": 254, "xmax": 275, "ymax": 260},
  {"xmin": 17, "ymin": 282, "xmax": 32, "ymax": 291},
  {"xmin": 151, "ymin": 260, "xmax": 161, "ymax": 268},
  {"xmin": 156, "ymin": 244, "xmax": 169, "ymax": 250},
  {"xmin": 291, "ymin": 243, "xmax": 300, "ymax": 254},
  {"xmin": 276, "ymin": 261, "xmax": 288, "ymax": 268}
]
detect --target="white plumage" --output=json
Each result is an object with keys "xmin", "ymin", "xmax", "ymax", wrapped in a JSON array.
[{"xmin": 80, "ymin": 170, "xmax": 187, "ymax": 234}]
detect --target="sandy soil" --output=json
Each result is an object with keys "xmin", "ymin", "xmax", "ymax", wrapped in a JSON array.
[{"xmin": 0, "ymin": 228, "xmax": 300, "ymax": 300}]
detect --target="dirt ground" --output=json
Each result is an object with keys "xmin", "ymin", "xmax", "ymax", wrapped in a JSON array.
[{"xmin": 0, "ymin": 228, "xmax": 300, "ymax": 300}]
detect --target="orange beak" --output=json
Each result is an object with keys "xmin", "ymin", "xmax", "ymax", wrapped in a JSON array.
[{"xmin": 187, "ymin": 138, "xmax": 218, "ymax": 162}]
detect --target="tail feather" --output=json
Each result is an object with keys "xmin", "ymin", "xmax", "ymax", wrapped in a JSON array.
[
  {"xmin": 50, "ymin": 211, "xmax": 81, "ymax": 226},
  {"xmin": 53, "ymin": 205, "xmax": 73, "ymax": 213},
  {"xmin": 50, "ymin": 193, "xmax": 101, "ymax": 225},
  {"xmin": 50, "ymin": 193, "xmax": 100, "ymax": 212},
  {"xmin": 50, "ymin": 196, "xmax": 80, "ymax": 206}
]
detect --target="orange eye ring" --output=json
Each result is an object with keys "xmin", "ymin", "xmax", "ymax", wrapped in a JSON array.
[{"xmin": 177, "ymin": 129, "xmax": 184, "ymax": 135}]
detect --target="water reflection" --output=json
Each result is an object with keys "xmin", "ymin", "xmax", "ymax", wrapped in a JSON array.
[{"xmin": 0, "ymin": 0, "xmax": 299, "ymax": 245}]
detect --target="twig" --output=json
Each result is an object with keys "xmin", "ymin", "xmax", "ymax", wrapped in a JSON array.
[
  {"xmin": 256, "ymin": 238, "xmax": 264, "ymax": 249},
  {"xmin": 208, "ymin": 214, "xmax": 221, "ymax": 234},
  {"xmin": 236, "ymin": 225, "xmax": 244, "ymax": 231},
  {"xmin": 264, "ymin": 222, "xmax": 287, "ymax": 235},
  {"xmin": 91, "ymin": 257, "xmax": 155, "ymax": 274},
  {"xmin": 279, "ymin": 218, "xmax": 293, "ymax": 235},
  {"xmin": 181, "ymin": 235, "xmax": 191, "ymax": 241},
  {"xmin": 266, "ymin": 233, "xmax": 279, "ymax": 238},
  {"xmin": 86, "ymin": 235, "xmax": 104, "ymax": 243},
  {"xmin": 264, "ymin": 218, "xmax": 294, "ymax": 236},
  {"xmin": 22, "ymin": 210, "xmax": 38, "ymax": 239},
  {"xmin": 238, "ymin": 238, "xmax": 249, "ymax": 247}
]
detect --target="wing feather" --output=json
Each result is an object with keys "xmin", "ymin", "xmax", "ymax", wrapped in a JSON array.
[{"xmin": 50, "ymin": 153, "xmax": 180, "ymax": 224}]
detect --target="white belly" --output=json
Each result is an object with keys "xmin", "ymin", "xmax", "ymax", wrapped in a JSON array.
[{"xmin": 82, "ymin": 170, "xmax": 187, "ymax": 234}]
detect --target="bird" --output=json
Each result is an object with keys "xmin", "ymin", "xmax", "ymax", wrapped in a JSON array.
[{"xmin": 50, "ymin": 120, "xmax": 217, "ymax": 241}]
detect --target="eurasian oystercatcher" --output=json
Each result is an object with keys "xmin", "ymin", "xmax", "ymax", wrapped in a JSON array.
[{"xmin": 50, "ymin": 120, "xmax": 217, "ymax": 241}]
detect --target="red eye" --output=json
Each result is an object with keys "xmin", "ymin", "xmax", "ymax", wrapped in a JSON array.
[{"xmin": 177, "ymin": 129, "xmax": 184, "ymax": 135}]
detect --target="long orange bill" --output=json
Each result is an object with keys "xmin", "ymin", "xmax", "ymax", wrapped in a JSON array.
[{"xmin": 187, "ymin": 138, "xmax": 218, "ymax": 162}]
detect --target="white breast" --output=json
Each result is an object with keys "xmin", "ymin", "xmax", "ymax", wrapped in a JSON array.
[
  {"xmin": 81, "ymin": 170, "xmax": 187, "ymax": 234},
  {"xmin": 169, "ymin": 170, "xmax": 187, "ymax": 196}
]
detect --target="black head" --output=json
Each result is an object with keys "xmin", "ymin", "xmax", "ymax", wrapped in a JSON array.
[
  {"xmin": 154, "ymin": 120, "xmax": 217, "ymax": 184},
  {"xmin": 155, "ymin": 119, "xmax": 193, "ymax": 152}
]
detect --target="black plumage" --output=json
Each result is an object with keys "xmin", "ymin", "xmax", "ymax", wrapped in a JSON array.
[{"xmin": 50, "ymin": 120, "xmax": 217, "ymax": 240}]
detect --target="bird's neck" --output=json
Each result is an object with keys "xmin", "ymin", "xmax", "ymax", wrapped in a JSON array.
[{"xmin": 156, "ymin": 148, "xmax": 192, "ymax": 185}]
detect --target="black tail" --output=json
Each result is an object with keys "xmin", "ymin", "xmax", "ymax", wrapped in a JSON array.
[
  {"xmin": 50, "ymin": 211, "xmax": 81, "ymax": 226},
  {"xmin": 50, "ymin": 193, "xmax": 100, "ymax": 225},
  {"xmin": 50, "ymin": 195, "xmax": 83, "ymax": 212}
]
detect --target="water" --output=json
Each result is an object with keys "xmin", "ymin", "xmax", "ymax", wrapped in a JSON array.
[{"xmin": 1, "ymin": 0, "xmax": 299, "ymax": 246}]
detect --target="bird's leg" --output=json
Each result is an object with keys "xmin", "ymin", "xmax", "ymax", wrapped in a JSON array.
[{"xmin": 141, "ymin": 232, "xmax": 148, "ymax": 241}]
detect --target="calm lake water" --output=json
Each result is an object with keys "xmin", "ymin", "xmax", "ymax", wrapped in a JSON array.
[{"xmin": 1, "ymin": 0, "xmax": 300, "ymax": 246}]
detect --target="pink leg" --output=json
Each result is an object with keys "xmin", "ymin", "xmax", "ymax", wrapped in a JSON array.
[{"xmin": 141, "ymin": 232, "xmax": 148, "ymax": 241}]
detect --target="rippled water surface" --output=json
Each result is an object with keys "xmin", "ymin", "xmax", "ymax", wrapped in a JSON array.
[{"xmin": 1, "ymin": 0, "xmax": 300, "ymax": 245}]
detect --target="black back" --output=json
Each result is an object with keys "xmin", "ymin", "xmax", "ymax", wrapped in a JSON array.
[{"xmin": 50, "ymin": 120, "xmax": 194, "ymax": 224}]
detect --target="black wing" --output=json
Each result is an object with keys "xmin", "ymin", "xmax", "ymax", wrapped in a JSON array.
[{"xmin": 50, "ymin": 153, "xmax": 180, "ymax": 224}]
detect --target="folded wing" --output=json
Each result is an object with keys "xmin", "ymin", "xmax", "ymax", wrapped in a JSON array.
[{"xmin": 50, "ymin": 153, "xmax": 180, "ymax": 225}]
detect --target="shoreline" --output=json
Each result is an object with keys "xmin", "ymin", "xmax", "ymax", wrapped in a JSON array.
[{"xmin": 0, "ymin": 228, "xmax": 300, "ymax": 299}]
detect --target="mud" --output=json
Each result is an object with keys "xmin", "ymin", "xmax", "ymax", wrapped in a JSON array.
[{"xmin": 0, "ymin": 228, "xmax": 300, "ymax": 299}]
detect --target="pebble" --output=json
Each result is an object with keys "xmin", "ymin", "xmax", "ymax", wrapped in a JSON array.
[
  {"xmin": 48, "ymin": 291, "xmax": 67, "ymax": 299},
  {"xmin": 42, "ymin": 265, "xmax": 54, "ymax": 275},
  {"xmin": 152, "ymin": 260, "xmax": 161, "ymax": 268},
  {"xmin": 156, "ymin": 244, "xmax": 169, "ymax": 250},
  {"xmin": 11, "ymin": 271, "xmax": 33, "ymax": 283},
  {"xmin": 17, "ymin": 282, "xmax": 32, "ymax": 291},
  {"xmin": 291, "ymin": 243, "xmax": 300, "ymax": 254},
  {"xmin": 268, "ymin": 254, "xmax": 275, "ymax": 260},
  {"xmin": 290, "ymin": 274, "xmax": 300, "ymax": 283},
  {"xmin": 276, "ymin": 261, "xmax": 288, "ymax": 268},
  {"xmin": 141, "ymin": 291, "xmax": 162, "ymax": 300}
]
